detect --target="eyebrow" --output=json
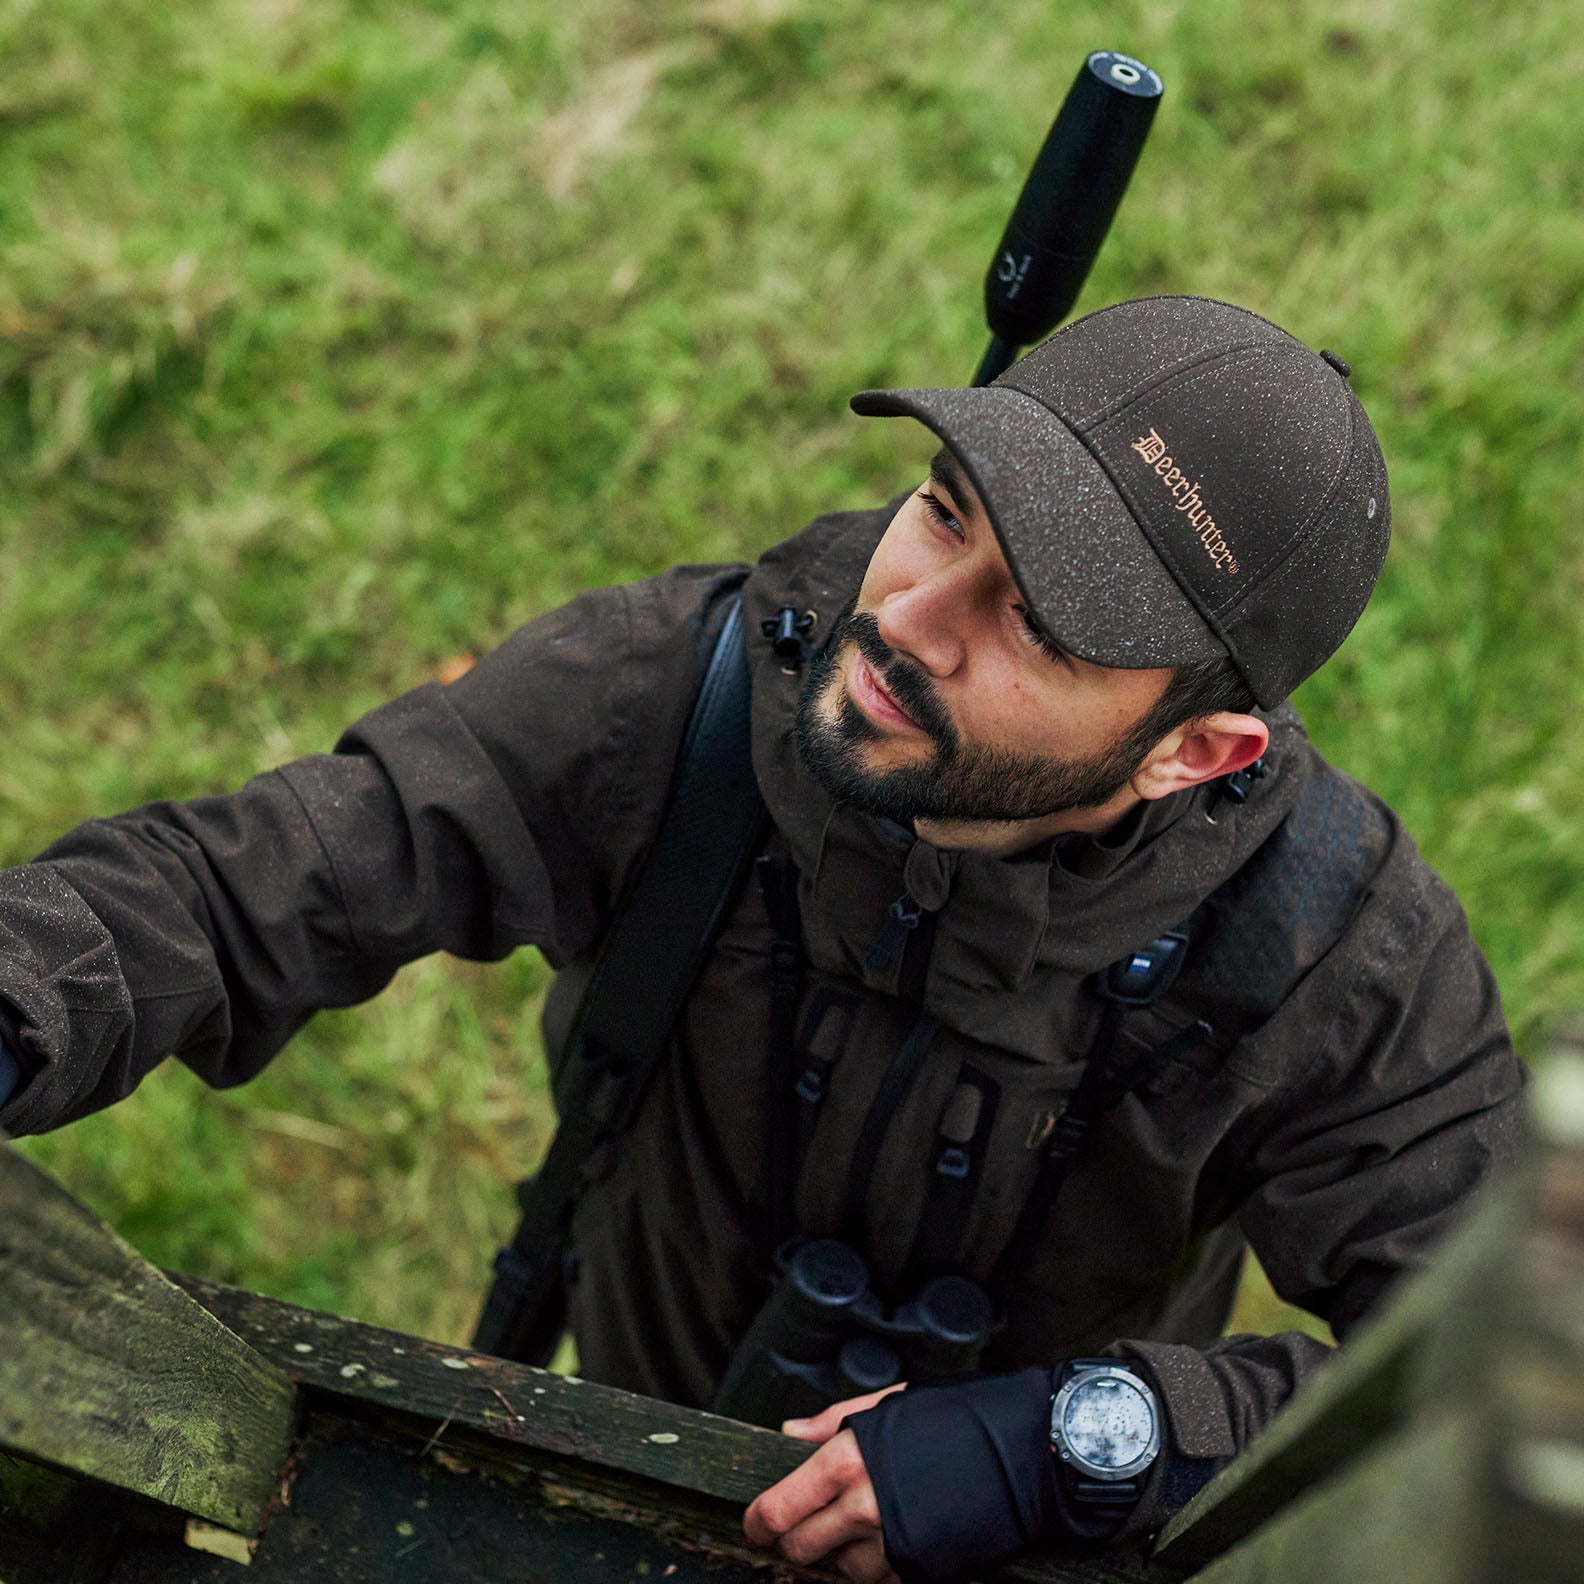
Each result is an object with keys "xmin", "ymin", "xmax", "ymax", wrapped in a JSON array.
[{"xmin": 928, "ymin": 446, "xmax": 984, "ymax": 519}]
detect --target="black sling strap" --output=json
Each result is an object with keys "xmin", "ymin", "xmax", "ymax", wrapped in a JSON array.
[
  {"xmin": 473, "ymin": 594, "xmax": 767, "ymax": 1361},
  {"xmin": 756, "ymin": 850, "xmax": 806, "ymax": 1253},
  {"xmin": 989, "ymin": 927, "xmax": 1205, "ymax": 1295}
]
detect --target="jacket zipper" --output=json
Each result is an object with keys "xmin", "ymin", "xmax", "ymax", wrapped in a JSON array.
[{"xmin": 865, "ymin": 893, "xmax": 922, "ymax": 976}]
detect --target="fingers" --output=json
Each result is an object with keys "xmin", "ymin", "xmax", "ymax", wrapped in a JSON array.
[
  {"xmin": 768, "ymin": 1468, "xmax": 882, "ymax": 1567},
  {"xmin": 781, "ymin": 1382, "xmax": 907, "ymax": 1443},
  {"xmin": 743, "ymin": 1430, "xmax": 877, "ymax": 1559},
  {"xmin": 833, "ymin": 1538, "xmax": 901, "ymax": 1584}
]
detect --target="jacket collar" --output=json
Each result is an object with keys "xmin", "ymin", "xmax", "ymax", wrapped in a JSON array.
[{"xmin": 741, "ymin": 504, "xmax": 1308, "ymax": 1033}]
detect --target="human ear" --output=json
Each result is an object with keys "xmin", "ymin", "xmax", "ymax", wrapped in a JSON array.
[{"xmin": 1131, "ymin": 713, "xmax": 1270, "ymax": 801}]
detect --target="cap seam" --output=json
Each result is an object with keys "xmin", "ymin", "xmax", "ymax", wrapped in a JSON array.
[
  {"xmin": 1219, "ymin": 392, "xmax": 1363, "ymax": 642},
  {"xmin": 1211, "ymin": 381, "xmax": 1358, "ymax": 602},
  {"xmin": 998, "ymin": 338, "xmax": 1266, "ymax": 437}
]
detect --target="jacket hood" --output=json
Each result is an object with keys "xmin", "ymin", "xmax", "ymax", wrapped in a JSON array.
[{"xmin": 740, "ymin": 502, "xmax": 1311, "ymax": 1053}]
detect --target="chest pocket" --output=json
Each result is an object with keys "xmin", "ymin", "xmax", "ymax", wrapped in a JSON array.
[{"xmin": 785, "ymin": 969, "xmax": 1217, "ymax": 1303}]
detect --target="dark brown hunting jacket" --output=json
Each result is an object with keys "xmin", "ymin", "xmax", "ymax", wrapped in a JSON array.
[{"xmin": 0, "ymin": 503, "xmax": 1523, "ymax": 1526}]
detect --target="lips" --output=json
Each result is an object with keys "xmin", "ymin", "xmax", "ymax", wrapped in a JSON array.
[{"xmin": 851, "ymin": 654, "xmax": 921, "ymax": 731}]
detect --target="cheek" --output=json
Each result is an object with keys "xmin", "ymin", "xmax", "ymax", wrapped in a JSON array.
[
  {"xmin": 968, "ymin": 674, "xmax": 1133, "ymax": 762},
  {"xmin": 859, "ymin": 502, "xmax": 948, "ymax": 608},
  {"xmin": 960, "ymin": 668, "xmax": 1068, "ymax": 753}
]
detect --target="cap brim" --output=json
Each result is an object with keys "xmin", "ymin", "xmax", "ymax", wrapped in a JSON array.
[{"xmin": 850, "ymin": 384, "xmax": 1227, "ymax": 672}]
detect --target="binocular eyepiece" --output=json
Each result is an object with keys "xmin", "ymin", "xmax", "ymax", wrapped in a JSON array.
[{"xmin": 711, "ymin": 1239, "xmax": 995, "ymax": 1428}]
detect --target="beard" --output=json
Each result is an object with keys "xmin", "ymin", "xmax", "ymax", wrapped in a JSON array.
[{"xmin": 793, "ymin": 601, "xmax": 1163, "ymax": 826}]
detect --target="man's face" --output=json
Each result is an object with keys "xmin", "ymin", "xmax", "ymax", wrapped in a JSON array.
[{"xmin": 794, "ymin": 452, "xmax": 1178, "ymax": 827}]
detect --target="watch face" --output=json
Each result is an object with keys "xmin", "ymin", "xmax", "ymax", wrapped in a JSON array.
[{"xmin": 1056, "ymin": 1373, "xmax": 1159, "ymax": 1479}]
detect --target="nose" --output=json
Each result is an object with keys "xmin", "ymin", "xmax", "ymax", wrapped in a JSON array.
[{"xmin": 875, "ymin": 555, "xmax": 997, "ymax": 678}]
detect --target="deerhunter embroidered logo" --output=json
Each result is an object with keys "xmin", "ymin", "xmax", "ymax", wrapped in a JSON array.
[{"xmin": 1130, "ymin": 428, "xmax": 1239, "ymax": 574}]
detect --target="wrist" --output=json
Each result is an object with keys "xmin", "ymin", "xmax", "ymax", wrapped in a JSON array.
[{"xmin": 845, "ymin": 1365, "xmax": 1059, "ymax": 1584}]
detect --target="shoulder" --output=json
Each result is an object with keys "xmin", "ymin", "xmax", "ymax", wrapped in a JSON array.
[
  {"xmin": 1177, "ymin": 723, "xmax": 1508, "ymax": 1071},
  {"xmin": 1206, "ymin": 732, "xmax": 1513, "ymax": 1101}
]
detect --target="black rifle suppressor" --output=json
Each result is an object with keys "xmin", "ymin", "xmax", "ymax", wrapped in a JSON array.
[
  {"xmin": 473, "ymin": 49, "xmax": 1165, "ymax": 1375},
  {"xmin": 973, "ymin": 49, "xmax": 1163, "ymax": 387}
]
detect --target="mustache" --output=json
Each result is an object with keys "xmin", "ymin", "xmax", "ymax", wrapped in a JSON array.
[{"xmin": 841, "ymin": 610, "xmax": 957, "ymax": 749}]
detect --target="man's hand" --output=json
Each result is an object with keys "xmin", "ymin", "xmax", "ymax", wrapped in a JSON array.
[{"xmin": 742, "ymin": 1386, "xmax": 905, "ymax": 1584}]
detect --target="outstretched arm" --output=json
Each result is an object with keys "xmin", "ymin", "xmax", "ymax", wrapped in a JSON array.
[{"xmin": 0, "ymin": 568, "xmax": 733, "ymax": 1136}]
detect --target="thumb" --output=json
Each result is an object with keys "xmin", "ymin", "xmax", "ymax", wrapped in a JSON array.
[{"xmin": 781, "ymin": 1383, "xmax": 907, "ymax": 1443}]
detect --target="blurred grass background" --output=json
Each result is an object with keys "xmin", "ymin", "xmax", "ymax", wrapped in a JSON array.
[{"xmin": 2, "ymin": 0, "xmax": 1580, "ymax": 1350}]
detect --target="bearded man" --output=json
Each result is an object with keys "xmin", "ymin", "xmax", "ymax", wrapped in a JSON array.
[{"xmin": 0, "ymin": 297, "xmax": 1521, "ymax": 1583}]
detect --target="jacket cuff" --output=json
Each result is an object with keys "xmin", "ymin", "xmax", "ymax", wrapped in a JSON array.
[
  {"xmin": 1115, "ymin": 1339, "xmax": 1237, "ymax": 1458},
  {"xmin": 1105, "ymin": 1341, "xmax": 1237, "ymax": 1541}
]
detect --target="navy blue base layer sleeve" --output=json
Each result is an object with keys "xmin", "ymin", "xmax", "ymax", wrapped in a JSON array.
[
  {"xmin": 845, "ymin": 1367, "xmax": 1136, "ymax": 1584},
  {"xmin": 0, "ymin": 999, "xmax": 31, "ymax": 1113},
  {"xmin": 0, "ymin": 1042, "xmax": 20, "ymax": 1110}
]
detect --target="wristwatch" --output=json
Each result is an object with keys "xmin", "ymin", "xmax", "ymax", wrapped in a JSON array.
[{"xmin": 1049, "ymin": 1358, "xmax": 1161, "ymax": 1511}]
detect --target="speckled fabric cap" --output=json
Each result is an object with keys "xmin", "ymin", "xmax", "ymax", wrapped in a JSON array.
[{"xmin": 850, "ymin": 295, "xmax": 1390, "ymax": 707}]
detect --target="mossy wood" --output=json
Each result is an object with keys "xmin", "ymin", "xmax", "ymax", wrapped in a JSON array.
[
  {"xmin": 0, "ymin": 1142, "xmax": 297, "ymax": 1533},
  {"xmin": 173, "ymin": 1271, "xmax": 815, "ymax": 1507},
  {"xmin": 172, "ymin": 1273, "xmax": 1181, "ymax": 1584},
  {"xmin": 1177, "ymin": 1409, "xmax": 1482, "ymax": 1584},
  {"xmin": 1151, "ymin": 1176, "xmax": 1522, "ymax": 1569},
  {"xmin": 1156, "ymin": 1041, "xmax": 1584, "ymax": 1584}
]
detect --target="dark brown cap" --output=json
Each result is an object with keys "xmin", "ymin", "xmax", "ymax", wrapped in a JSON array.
[{"xmin": 850, "ymin": 295, "xmax": 1390, "ymax": 708}]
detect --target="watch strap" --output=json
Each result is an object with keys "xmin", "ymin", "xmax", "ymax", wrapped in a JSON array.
[
  {"xmin": 1069, "ymin": 1478, "xmax": 1141, "ymax": 1505},
  {"xmin": 1059, "ymin": 1356, "xmax": 1119, "ymax": 1382}
]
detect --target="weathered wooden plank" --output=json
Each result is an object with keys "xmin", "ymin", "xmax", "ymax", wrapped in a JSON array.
[
  {"xmin": 172, "ymin": 1275, "xmax": 1180, "ymax": 1584},
  {"xmin": 1152, "ymin": 1171, "xmax": 1523, "ymax": 1571},
  {"xmin": 0, "ymin": 1143, "xmax": 298, "ymax": 1533},
  {"xmin": 172, "ymin": 1271, "xmax": 810, "ymax": 1505},
  {"xmin": 1179, "ymin": 1408, "xmax": 1483, "ymax": 1584}
]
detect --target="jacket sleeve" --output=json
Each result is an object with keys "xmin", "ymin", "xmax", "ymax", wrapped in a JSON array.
[
  {"xmin": 0, "ymin": 566, "xmax": 736, "ymax": 1137},
  {"xmin": 1112, "ymin": 830, "xmax": 1526, "ymax": 1534}
]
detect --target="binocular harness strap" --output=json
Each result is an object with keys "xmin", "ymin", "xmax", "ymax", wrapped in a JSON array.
[
  {"xmin": 758, "ymin": 851, "xmax": 806, "ymax": 1255},
  {"xmin": 989, "ymin": 929, "xmax": 1207, "ymax": 1296}
]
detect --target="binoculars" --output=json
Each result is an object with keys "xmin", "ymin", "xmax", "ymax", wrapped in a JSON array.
[{"xmin": 711, "ymin": 1239, "xmax": 995, "ymax": 1429}]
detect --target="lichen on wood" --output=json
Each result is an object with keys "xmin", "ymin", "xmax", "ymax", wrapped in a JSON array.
[{"xmin": 0, "ymin": 1143, "xmax": 298, "ymax": 1534}]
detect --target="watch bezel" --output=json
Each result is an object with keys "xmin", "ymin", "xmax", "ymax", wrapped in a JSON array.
[{"xmin": 1049, "ymin": 1364, "xmax": 1161, "ymax": 1483}]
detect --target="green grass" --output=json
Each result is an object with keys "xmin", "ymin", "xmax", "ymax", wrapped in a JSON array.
[{"xmin": 2, "ymin": 0, "xmax": 1580, "ymax": 1349}]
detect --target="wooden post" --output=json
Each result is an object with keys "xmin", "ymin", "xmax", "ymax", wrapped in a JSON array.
[
  {"xmin": 0, "ymin": 1142, "xmax": 298, "ymax": 1535},
  {"xmin": 1483, "ymin": 1029, "xmax": 1584, "ymax": 1583},
  {"xmin": 1152, "ymin": 1027, "xmax": 1584, "ymax": 1584},
  {"xmin": 1150, "ymin": 1175, "xmax": 1521, "ymax": 1571}
]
